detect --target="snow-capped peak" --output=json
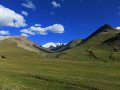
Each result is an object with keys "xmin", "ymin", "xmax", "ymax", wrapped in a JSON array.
[{"xmin": 42, "ymin": 42, "xmax": 64, "ymax": 49}]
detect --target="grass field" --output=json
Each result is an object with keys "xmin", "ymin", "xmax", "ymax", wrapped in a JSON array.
[
  {"xmin": 0, "ymin": 31, "xmax": 119, "ymax": 90},
  {"xmin": 0, "ymin": 56, "xmax": 120, "ymax": 90}
]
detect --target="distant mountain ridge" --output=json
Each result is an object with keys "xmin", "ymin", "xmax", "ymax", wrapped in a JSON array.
[
  {"xmin": 0, "ymin": 24, "xmax": 120, "ymax": 61},
  {"xmin": 42, "ymin": 42, "xmax": 65, "ymax": 49},
  {"xmin": 51, "ymin": 39, "xmax": 83, "ymax": 52},
  {"xmin": 42, "ymin": 39, "xmax": 83, "ymax": 52}
]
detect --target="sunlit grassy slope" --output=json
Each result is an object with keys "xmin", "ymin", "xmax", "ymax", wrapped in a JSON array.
[{"xmin": 0, "ymin": 36, "xmax": 51, "ymax": 58}]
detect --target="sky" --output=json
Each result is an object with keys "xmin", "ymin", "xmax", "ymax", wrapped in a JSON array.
[{"xmin": 0, "ymin": 0, "xmax": 120, "ymax": 45}]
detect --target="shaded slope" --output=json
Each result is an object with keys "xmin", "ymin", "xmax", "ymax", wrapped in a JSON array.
[
  {"xmin": 83, "ymin": 24, "xmax": 114, "ymax": 42},
  {"xmin": 55, "ymin": 24, "xmax": 120, "ymax": 61},
  {"xmin": 80, "ymin": 24, "xmax": 118, "ymax": 46},
  {"xmin": 102, "ymin": 33, "xmax": 120, "ymax": 51}
]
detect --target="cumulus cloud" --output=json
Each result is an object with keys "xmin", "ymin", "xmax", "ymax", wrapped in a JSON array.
[
  {"xmin": 116, "ymin": 27, "xmax": 120, "ymax": 30},
  {"xmin": 51, "ymin": 1, "xmax": 61, "ymax": 8},
  {"xmin": 45, "ymin": 24, "xmax": 64, "ymax": 33},
  {"xmin": 0, "ymin": 5, "xmax": 26, "ymax": 27},
  {"xmin": 22, "ymin": 11, "xmax": 28, "ymax": 16},
  {"xmin": 0, "ymin": 30, "xmax": 10, "ymax": 35},
  {"xmin": 20, "ymin": 24, "xmax": 64, "ymax": 36},
  {"xmin": 20, "ymin": 29, "xmax": 35, "ymax": 35},
  {"xmin": 34, "ymin": 24, "xmax": 42, "ymax": 27},
  {"xmin": 21, "ymin": 0, "xmax": 36, "ymax": 10},
  {"xmin": 21, "ymin": 33, "xmax": 29, "ymax": 37},
  {"xmin": 42, "ymin": 42, "xmax": 64, "ymax": 48}
]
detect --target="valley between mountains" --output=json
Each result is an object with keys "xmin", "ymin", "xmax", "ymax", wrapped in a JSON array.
[{"xmin": 0, "ymin": 24, "xmax": 120, "ymax": 90}]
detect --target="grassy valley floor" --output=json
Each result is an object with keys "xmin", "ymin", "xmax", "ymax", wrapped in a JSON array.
[{"xmin": 0, "ymin": 57, "xmax": 120, "ymax": 90}]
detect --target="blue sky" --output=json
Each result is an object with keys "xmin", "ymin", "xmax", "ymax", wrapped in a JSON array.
[{"xmin": 0, "ymin": 0, "xmax": 120, "ymax": 45}]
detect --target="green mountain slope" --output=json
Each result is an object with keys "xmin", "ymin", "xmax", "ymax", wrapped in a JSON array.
[
  {"xmin": 0, "ymin": 25, "xmax": 119, "ymax": 90},
  {"xmin": 0, "ymin": 36, "xmax": 50, "ymax": 58},
  {"xmin": 55, "ymin": 24, "xmax": 120, "ymax": 61},
  {"xmin": 102, "ymin": 33, "xmax": 120, "ymax": 51}
]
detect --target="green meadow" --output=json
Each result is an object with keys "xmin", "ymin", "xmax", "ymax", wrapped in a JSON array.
[
  {"xmin": 0, "ymin": 25, "xmax": 119, "ymax": 90},
  {"xmin": 0, "ymin": 56, "xmax": 120, "ymax": 90}
]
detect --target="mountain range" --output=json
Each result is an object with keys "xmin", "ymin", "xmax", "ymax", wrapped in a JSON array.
[
  {"xmin": 42, "ymin": 42, "xmax": 65, "ymax": 50},
  {"xmin": 55, "ymin": 24, "xmax": 120, "ymax": 61},
  {"xmin": 0, "ymin": 24, "xmax": 120, "ymax": 61},
  {"xmin": 0, "ymin": 24, "xmax": 120, "ymax": 90}
]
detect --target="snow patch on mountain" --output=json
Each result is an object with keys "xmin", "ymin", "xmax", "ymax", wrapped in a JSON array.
[{"xmin": 42, "ymin": 42, "xmax": 65, "ymax": 49}]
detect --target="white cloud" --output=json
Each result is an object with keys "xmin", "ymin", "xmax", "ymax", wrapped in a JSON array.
[
  {"xmin": 116, "ymin": 27, "xmax": 120, "ymax": 30},
  {"xmin": 20, "ymin": 24, "xmax": 64, "ymax": 36},
  {"xmin": 21, "ymin": 33, "xmax": 29, "ymax": 37},
  {"xmin": 20, "ymin": 29, "xmax": 35, "ymax": 35},
  {"xmin": 0, "ymin": 5, "xmax": 26, "ymax": 27},
  {"xmin": 45, "ymin": 24, "xmax": 64, "ymax": 33},
  {"xmin": 22, "ymin": 0, "xmax": 36, "ymax": 10},
  {"xmin": 0, "ymin": 30, "xmax": 10, "ymax": 35},
  {"xmin": 34, "ymin": 24, "xmax": 42, "ymax": 27},
  {"xmin": 30, "ymin": 26, "xmax": 47, "ymax": 35},
  {"xmin": 51, "ymin": 1, "xmax": 61, "ymax": 8},
  {"xmin": 42, "ymin": 42, "xmax": 64, "ymax": 48},
  {"xmin": 22, "ymin": 11, "xmax": 28, "ymax": 16}
]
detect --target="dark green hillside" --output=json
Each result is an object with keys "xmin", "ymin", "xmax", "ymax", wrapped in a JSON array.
[
  {"xmin": 102, "ymin": 33, "xmax": 120, "ymax": 51},
  {"xmin": 56, "ymin": 24, "xmax": 120, "ymax": 61},
  {"xmin": 83, "ymin": 24, "xmax": 114, "ymax": 42}
]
